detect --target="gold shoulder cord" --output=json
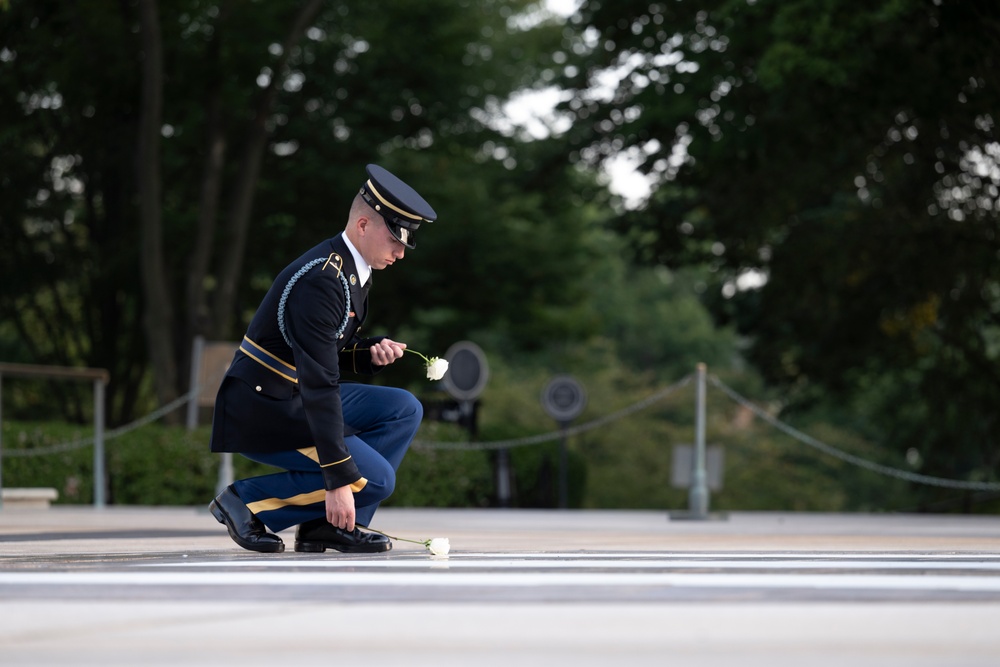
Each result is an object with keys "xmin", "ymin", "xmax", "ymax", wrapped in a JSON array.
[
  {"xmin": 322, "ymin": 253, "xmax": 343, "ymax": 275},
  {"xmin": 278, "ymin": 252, "xmax": 349, "ymax": 347}
]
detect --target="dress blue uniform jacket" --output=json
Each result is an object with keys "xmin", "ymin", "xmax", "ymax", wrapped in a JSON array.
[{"xmin": 210, "ymin": 233, "xmax": 386, "ymax": 491}]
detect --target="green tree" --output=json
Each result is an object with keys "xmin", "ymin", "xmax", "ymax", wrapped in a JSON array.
[
  {"xmin": 0, "ymin": 0, "xmax": 598, "ymax": 423},
  {"xmin": 555, "ymin": 0, "xmax": 1000, "ymax": 498}
]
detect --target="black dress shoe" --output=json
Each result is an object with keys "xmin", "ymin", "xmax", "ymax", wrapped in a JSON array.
[
  {"xmin": 209, "ymin": 485, "xmax": 285, "ymax": 553},
  {"xmin": 294, "ymin": 518, "xmax": 392, "ymax": 553}
]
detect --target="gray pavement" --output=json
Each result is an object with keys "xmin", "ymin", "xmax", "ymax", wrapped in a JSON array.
[{"xmin": 1, "ymin": 506, "xmax": 1000, "ymax": 665}]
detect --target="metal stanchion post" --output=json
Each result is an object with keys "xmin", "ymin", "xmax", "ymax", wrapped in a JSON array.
[
  {"xmin": 671, "ymin": 363, "xmax": 726, "ymax": 521},
  {"xmin": 93, "ymin": 377, "xmax": 106, "ymax": 508},
  {"xmin": 558, "ymin": 421, "xmax": 569, "ymax": 509},
  {"xmin": 688, "ymin": 363, "xmax": 709, "ymax": 518},
  {"xmin": 216, "ymin": 452, "xmax": 234, "ymax": 495},
  {"xmin": 186, "ymin": 335, "xmax": 205, "ymax": 431},
  {"xmin": 0, "ymin": 373, "xmax": 4, "ymax": 509}
]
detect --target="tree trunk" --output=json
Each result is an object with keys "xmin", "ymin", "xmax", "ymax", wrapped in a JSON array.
[
  {"xmin": 182, "ymin": 4, "xmax": 230, "ymax": 392},
  {"xmin": 136, "ymin": 0, "xmax": 178, "ymax": 413},
  {"xmin": 210, "ymin": 0, "xmax": 324, "ymax": 339}
]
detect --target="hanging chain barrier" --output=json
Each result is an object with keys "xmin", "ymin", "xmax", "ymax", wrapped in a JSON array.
[
  {"xmin": 3, "ymin": 387, "xmax": 200, "ymax": 457},
  {"xmin": 5, "ymin": 364, "xmax": 1000, "ymax": 492},
  {"xmin": 411, "ymin": 374, "xmax": 694, "ymax": 451},
  {"xmin": 708, "ymin": 374, "xmax": 1000, "ymax": 492}
]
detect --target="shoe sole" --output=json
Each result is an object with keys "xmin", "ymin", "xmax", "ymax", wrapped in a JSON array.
[
  {"xmin": 209, "ymin": 500, "xmax": 285, "ymax": 553},
  {"xmin": 294, "ymin": 540, "xmax": 392, "ymax": 554}
]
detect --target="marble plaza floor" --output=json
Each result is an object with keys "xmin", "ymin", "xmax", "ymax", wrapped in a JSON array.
[{"xmin": 1, "ymin": 506, "xmax": 999, "ymax": 666}]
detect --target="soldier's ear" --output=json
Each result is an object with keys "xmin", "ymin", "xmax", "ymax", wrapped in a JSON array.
[{"xmin": 355, "ymin": 215, "xmax": 371, "ymax": 235}]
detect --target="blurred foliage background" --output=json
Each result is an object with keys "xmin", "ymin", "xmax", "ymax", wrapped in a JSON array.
[{"xmin": 1, "ymin": 0, "xmax": 999, "ymax": 512}]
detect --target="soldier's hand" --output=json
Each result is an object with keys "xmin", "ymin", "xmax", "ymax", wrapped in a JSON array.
[
  {"xmin": 370, "ymin": 338, "xmax": 406, "ymax": 366},
  {"xmin": 325, "ymin": 486, "xmax": 356, "ymax": 531}
]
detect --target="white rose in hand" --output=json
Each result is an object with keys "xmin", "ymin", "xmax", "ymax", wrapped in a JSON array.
[
  {"xmin": 405, "ymin": 349, "xmax": 450, "ymax": 381},
  {"xmin": 426, "ymin": 357, "xmax": 449, "ymax": 381}
]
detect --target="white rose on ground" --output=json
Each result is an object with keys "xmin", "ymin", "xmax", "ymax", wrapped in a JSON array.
[{"xmin": 427, "ymin": 537, "xmax": 450, "ymax": 556}]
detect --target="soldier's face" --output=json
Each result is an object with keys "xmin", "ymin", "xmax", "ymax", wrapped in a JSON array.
[{"xmin": 361, "ymin": 217, "xmax": 406, "ymax": 269}]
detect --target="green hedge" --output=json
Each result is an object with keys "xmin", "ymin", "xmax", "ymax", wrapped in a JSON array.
[
  {"xmin": 0, "ymin": 364, "xmax": 927, "ymax": 512},
  {"xmin": 0, "ymin": 420, "xmax": 501, "ymax": 508},
  {"xmin": 1, "ymin": 422, "xmax": 220, "ymax": 505}
]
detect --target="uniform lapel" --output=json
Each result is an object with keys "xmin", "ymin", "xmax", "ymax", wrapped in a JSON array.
[
  {"xmin": 351, "ymin": 276, "xmax": 368, "ymax": 325},
  {"xmin": 330, "ymin": 235, "xmax": 369, "ymax": 327}
]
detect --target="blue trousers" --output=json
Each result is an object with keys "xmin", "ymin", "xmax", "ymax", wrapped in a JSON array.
[{"xmin": 232, "ymin": 384, "xmax": 422, "ymax": 533}]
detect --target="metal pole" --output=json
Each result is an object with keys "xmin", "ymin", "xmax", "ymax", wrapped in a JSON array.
[
  {"xmin": 93, "ymin": 378, "xmax": 106, "ymax": 508},
  {"xmin": 688, "ymin": 363, "xmax": 709, "ymax": 518},
  {"xmin": 558, "ymin": 421, "xmax": 568, "ymax": 509},
  {"xmin": 496, "ymin": 448, "xmax": 511, "ymax": 508},
  {"xmin": 493, "ymin": 387, "xmax": 511, "ymax": 505},
  {"xmin": 216, "ymin": 452, "xmax": 234, "ymax": 495},
  {"xmin": 186, "ymin": 335, "xmax": 205, "ymax": 431},
  {"xmin": 0, "ymin": 372, "xmax": 4, "ymax": 509}
]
